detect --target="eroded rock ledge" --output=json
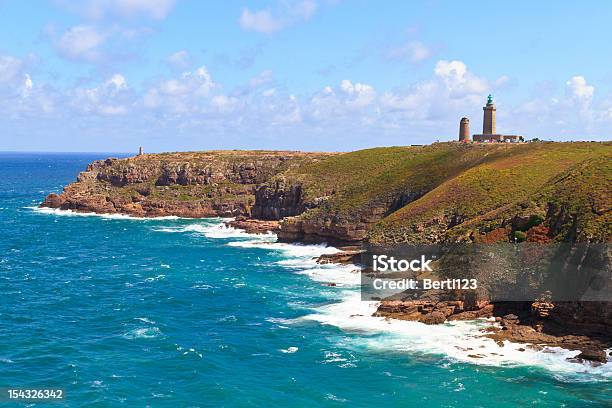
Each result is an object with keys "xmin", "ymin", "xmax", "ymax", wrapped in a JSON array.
[{"xmin": 373, "ymin": 295, "xmax": 611, "ymax": 363}]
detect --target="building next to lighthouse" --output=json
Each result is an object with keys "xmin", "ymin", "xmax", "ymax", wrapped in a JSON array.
[{"xmin": 461, "ymin": 95, "xmax": 523, "ymax": 143}]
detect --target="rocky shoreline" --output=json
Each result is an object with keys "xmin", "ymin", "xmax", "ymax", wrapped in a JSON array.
[
  {"xmin": 225, "ymin": 216, "xmax": 280, "ymax": 234},
  {"xmin": 373, "ymin": 295, "xmax": 611, "ymax": 364},
  {"xmin": 40, "ymin": 145, "xmax": 611, "ymax": 364}
]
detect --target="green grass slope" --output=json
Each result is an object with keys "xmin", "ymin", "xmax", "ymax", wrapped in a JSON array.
[{"xmin": 367, "ymin": 142, "xmax": 611, "ymax": 244}]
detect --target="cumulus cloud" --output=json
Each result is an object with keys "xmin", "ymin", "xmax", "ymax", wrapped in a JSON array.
[
  {"xmin": 49, "ymin": 1, "xmax": 176, "ymax": 64},
  {"xmin": 58, "ymin": 0, "xmax": 177, "ymax": 20},
  {"xmin": 71, "ymin": 73, "xmax": 131, "ymax": 115},
  {"xmin": 434, "ymin": 60, "xmax": 488, "ymax": 97},
  {"xmin": 239, "ymin": 0, "xmax": 318, "ymax": 33},
  {"xmin": 387, "ymin": 41, "xmax": 433, "ymax": 63},
  {"xmin": 0, "ymin": 56, "xmax": 23, "ymax": 84},
  {"xmin": 566, "ymin": 75, "xmax": 594, "ymax": 101},
  {"xmin": 2, "ymin": 53, "xmax": 611, "ymax": 150},
  {"xmin": 143, "ymin": 66, "xmax": 217, "ymax": 112},
  {"xmin": 166, "ymin": 50, "xmax": 192, "ymax": 69},
  {"xmin": 54, "ymin": 25, "xmax": 106, "ymax": 62}
]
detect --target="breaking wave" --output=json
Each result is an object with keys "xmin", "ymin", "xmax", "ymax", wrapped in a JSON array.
[
  {"xmin": 28, "ymin": 206, "xmax": 181, "ymax": 220},
  {"xmin": 208, "ymin": 219, "xmax": 612, "ymax": 381}
]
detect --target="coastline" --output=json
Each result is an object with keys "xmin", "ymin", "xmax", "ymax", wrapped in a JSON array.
[
  {"xmin": 36, "ymin": 143, "xmax": 611, "ymax": 366},
  {"xmin": 30, "ymin": 206, "xmax": 612, "ymax": 376}
]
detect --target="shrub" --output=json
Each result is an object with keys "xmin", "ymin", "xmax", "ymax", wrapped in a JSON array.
[{"xmin": 513, "ymin": 230, "xmax": 527, "ymax": 242}]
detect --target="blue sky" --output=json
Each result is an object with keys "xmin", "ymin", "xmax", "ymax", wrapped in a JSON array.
[{"xmin": 0, "ymin": 0, "xmax": 610, "ymax": 152}]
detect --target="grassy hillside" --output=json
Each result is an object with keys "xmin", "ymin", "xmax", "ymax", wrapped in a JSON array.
[
  {"xmin": 367, "ymin": 142, "xmax": 611, "ymax": 243},
  {"xmin": 258, "ymin": 142, "xmax": 611, "ymax": 243}
]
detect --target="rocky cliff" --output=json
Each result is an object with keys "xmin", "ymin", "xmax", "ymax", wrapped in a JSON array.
[
  {"xmin": 41, "ymin": 151, "xmax": 334, "ymax": 217},
  {"xmin": 42, "ymin": 142, "xmax": 611, "ymax": 361},
  {"xmin": 250, "ymin": 142, "xmax": 611, "ymax": 245}
]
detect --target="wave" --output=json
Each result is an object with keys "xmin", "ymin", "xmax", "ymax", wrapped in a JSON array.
[
  {"xmin": 27, "ymin": 206, "xmax": 181, "ymax": 220},
  {"xmin": 152, "ymin": 220, "xmax": 276, "ymax": 240},
  {"xmin": 122, "ymin": 327, "xmax": 163, "ymax": 340},
  {"xmin": 134, "ymin": 317, "xmax": 156, "ymax": 325},
  {"xmin": 217, "ymin": 222, "xmax": 611, "ymax": 379},
  {"xmin": 228, "ymin": 240, "xmax": 340, "ymax": 259},
  {"xmin": 294, "ymin": 264, "xmax": 361, "ymax": 287},
  {"xmin": 301, "ymin": 288, "xmax": 611, "ymax": 381}
]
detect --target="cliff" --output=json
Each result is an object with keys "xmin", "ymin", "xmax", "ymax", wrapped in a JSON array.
[
  {"xmin": 251, "ymin": 142, "xmax": 610, "ymax": 244},
  {"xmin": 41, "ymin": 142, "xmax": 611, "ymax": 361},
  {"xmin": 41, "ymin": 150, "xmax": 334, "ymax": 218},
  {"xmin": 44, "ymin": 143, "xmax": 610, "ymax": 240}
]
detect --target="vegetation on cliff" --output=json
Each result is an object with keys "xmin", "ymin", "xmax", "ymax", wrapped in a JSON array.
[
  {"xmin": 43, "ymin": 142, "xmax": 610, "ymax": 244},
  {"xmin": 248, "ymin": 142, "xmax": 610, "ymax": 244},
  {"xmin": 369, "ymin": 142, "xmax": 611, "ymax": 244}
]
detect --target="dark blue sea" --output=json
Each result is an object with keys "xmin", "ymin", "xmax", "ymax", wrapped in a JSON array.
[{"xmin": 0, "ymin": 153, "xmax": 610, "ymax": 407}]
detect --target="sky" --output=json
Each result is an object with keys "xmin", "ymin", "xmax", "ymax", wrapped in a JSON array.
[{"xmin": 0, "ymin": 0, "xmax": 611, "ymax": 152}]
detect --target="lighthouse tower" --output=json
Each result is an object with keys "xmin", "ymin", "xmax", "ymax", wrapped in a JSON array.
[
  {"xmin": 482, "ymin": 94, "xmax": 496, "ymax": 134},
  {"xmin": 459, "ymin": 117, "xmax": 470, "ymax": 142}
]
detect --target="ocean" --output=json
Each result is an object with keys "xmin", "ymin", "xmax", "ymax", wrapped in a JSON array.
[{"xmin": 0, "ymin": 152, "xmax": 610, "ymax": 407}]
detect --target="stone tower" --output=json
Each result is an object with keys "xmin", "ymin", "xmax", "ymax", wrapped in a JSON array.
[
  {"xmin": 138, "ymin": 146, "xmax": 144, "ymax": 156},
  {"xmin": 459, "ymin": 117, "xmax": 470, "ymax": 142},
  {"xmin": 482, "ymin": 94, "xmax": 496, "ymax": 134}
]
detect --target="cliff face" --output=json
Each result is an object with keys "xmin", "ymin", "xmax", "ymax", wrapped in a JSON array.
[
  {"xmin": 249, "ymin": 142, "xmax": 611, "ymax": 244},
  {"xmin": 41, "ymin": 151, "xmax": 333, "ymax": 218},
  {"xmin": 42, "ymin": 143, "xmax": 610, "ymax": 241}
]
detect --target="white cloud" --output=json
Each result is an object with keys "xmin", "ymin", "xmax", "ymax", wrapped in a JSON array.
[
  {"xmin": 56, "ymin": 25, "xmax": 106, "ymax": 61},
  {"xmin": 21, "ymin": 74, "xmax": 33, "ymax": 97},
  {"xmin": 387, "ymin": 41, "xmax": 432, "ymax": 63},
  {"xmin": 566, "ymin": 75, "xmax": 594, "ymax": 100},
  {"xmin": 239, "ymin": 0, "xmax": 318, "ymax": 33},
  {"xmin": 240, "ymin": 9, "xmax": 285, "ymax": 34},
  {"xmin": 106, "ymin": 74, "xmax": 127, "ymax": 90},
  {"xmin": 434, "ymin": 60, "xmax": 488, "ymax": 97},
  {"xmin": 166, "ymin": 50, "xmax": 192, "ymax": 69},
  {"xmin": 62, "ymin": 0, "xmax": 177, "ymax": 20},
  {"xmin": 71, "ymin": 73, "xmax": 130, "ymax": 115},
  {"xmin": 211, "ymin": 95, "xmax": 238, "ymax": 112},
  {"xmin": 248, "ymin": 70, "xmax": 274, "ymax": 88},
  {"xmin": 339, "ymin": 79, "xmax": 376, "ymax": 107},
  {"xmin": 4, "ymin": 54, "xmax": 612, "ymax": 150},
  {"xmin": 263, "ymin": 88, "xmax": 276, "ymax": 97},
  {"xmin": 0, "ymin": 55, "xmax": 24, "ymax": 83},
  {"xmin": 494, "ymin": 75, "xmax": 510, "ymax": 87},
  {"xmin": 143, "ymin": 65, "xmax": 216, "ymax": 112}
]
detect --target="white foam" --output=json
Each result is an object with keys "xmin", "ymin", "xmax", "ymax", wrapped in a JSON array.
[
  {"xmin": 295, "ymin": 264, "xmax": 361, "ymax": 287},
  {"xmin": 122, "ymin": 327, "xmax": 162, "ymax": 339},
  {"xmin": 280, "ymin": 346, "xmax": 299, "ymax": 353},
  {"xmin": 134, "ymin": 317, "xmax": 156, "ymax": 324},
  {"xmin": 229, "ymin": 240, "xmax": 340, "ymax": 259},
  {"xmin": 28, "ymin": 206, "xmax": 181, "ymax": 220},
  {"xmin": 301, "ymin": 290, "xmax": 612, "ymax": 381},
  {"xmin": 253, "ymin": 235, "xmax": 612, "ymax": 380},
  {"xmin": 152, "ymin": 221, "xmax": 275, "ymax": 240}
]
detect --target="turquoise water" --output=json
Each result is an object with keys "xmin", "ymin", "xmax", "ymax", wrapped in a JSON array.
[{"xmin": 0, "ymin": 153, "xmax": 610, "ymax": 407}]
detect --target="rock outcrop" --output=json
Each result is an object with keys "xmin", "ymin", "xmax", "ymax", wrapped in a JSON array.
[{"xmin": 41, "ymin": 151, "xmax": 333, "ymax": 218}]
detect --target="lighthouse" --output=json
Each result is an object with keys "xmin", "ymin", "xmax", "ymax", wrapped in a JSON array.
[
  {"xmin": 469, "ymin": 95, "xmax": 523, "ymax": 142},
  {"xmin": 482, "ymin": 94, "xmax": 496, "ymax": 134},
  {"xmin": 459, "ymin": 117, "xmax": 470, "ymax": 142}
]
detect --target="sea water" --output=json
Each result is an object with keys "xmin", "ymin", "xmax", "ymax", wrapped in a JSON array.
[{"xmin": 0, "ymin": 153, "xmax": 610, "ymax": 407}]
